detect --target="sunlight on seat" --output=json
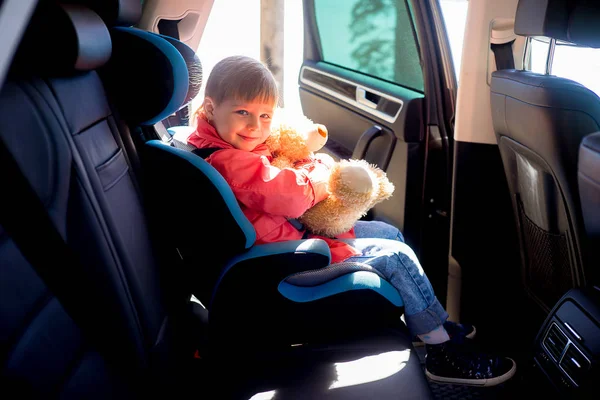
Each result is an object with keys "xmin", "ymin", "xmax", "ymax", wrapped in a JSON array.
[{"xmin": 329, "ymin": 349, "xmax": 410, "ymax": 389}]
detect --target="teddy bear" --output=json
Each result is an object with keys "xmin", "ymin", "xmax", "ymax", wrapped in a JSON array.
[
  {"xmin": 266, "ymin": 108, "xmax": 395, "ymax": 237},
  {"xmin": 265, "ymin": 107, "xmax": 329, "ymax": 170}
]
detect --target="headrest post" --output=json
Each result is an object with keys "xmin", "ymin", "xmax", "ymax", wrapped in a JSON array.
[
  {"xmin": 522, "ymin": 37, "xmax": 530, "ymax": 71},
  {"xmin": 545, "ymin": 38, "xmax": 556, "ymax": 75}
]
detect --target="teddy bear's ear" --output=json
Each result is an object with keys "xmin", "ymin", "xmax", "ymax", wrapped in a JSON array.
[
  {"xmin": 316, "ymin": 124, "xmax": 328, "ymax": 138},
  {"xmin": 372, "ymin": 168, "xmax": 395, "ymax": 203},
  {"xmin": 305, "ymin": 124, "xmax": 328, "ymax": 152}
]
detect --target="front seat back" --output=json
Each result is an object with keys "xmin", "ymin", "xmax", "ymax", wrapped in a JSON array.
[
  {"xmin": 490, "ymin": 0, "xmax": 600, "ymax": 313},
  {"xmin": 578, "ymin": 132, "xmax": 600, "ymax": 276}
]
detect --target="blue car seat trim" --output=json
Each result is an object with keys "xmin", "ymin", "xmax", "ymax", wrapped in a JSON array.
[
  {"xmin": 210, "ymin": 239, "xmax": 331, "ymax": 306},
  {"xmin": 278, "ymin": 270, "xmax": 404, "ymax": 306}
]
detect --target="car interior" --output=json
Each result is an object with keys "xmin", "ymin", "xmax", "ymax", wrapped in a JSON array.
[{"xmin": 0, "ymin": 0, "xmax": 599, "ymax": 399}]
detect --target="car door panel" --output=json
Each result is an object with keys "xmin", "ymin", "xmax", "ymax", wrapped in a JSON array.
[
  {"xmin": 300, "ymin": 62, "xmax": 424, "ymax": 143},
  {"xmin": 301, "ymin": 66, "xmax": 405, "ymax": 125},
  {"xmin": 299, "ymin": 60, "xmax": 425, "ymax": 243}
]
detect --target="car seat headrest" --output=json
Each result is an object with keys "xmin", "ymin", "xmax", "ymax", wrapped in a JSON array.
[
  {"xmin": 515, "ymin": 0, "xmax": 600, "ymax": 48},
  {"xmin": 514, "ymin": 0, "xmax": 570, "ymax": 41},
  {"xmin": 11, "ymin": 3, "xmax": 112, "ymax": 76},
  {"xmin": 567, "ymin": 4, "xmax": 600, "ymax": 48},
  {"xmin": 63, "ymin": 0, "xmax": 142, "ymax": 27},
  {"xmin": 100, "ymin": 28, "xmax": 191, "ymax": 126},
  {"xmin": 156, "ymin": 34, "xmax": 203, "ymax": 107}
]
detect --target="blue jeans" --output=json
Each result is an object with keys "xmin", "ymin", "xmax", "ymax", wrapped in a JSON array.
[{"xmin": 342, "ymin": 220, "xmax": 448, "ymax": 336}]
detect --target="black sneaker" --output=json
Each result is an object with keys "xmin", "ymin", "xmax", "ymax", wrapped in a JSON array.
[
  {"xmin": 412, "ymin": 320, "xmax": 476, "ymax": 347},
  {"xmin": 424, "ymin": 337, "xmax": 516, "ymax": 387}
]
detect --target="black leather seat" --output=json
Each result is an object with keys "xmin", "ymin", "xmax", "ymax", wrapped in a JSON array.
[
  {"xmin": 490, "ymin": 0, "xmax": 600, "ymax": 313},
  {"xmin": 0, "ymin": 1, "xmax": 433, "ymax": 398}
]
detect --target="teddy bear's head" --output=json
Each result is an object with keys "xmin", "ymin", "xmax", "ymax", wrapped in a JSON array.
[{"xmin": 266, "ymin": 108, "xmax": 328, "ymax": 168}]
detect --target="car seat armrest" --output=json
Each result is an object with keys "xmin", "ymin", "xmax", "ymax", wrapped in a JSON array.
[
  {"xmin": 225, "ymin": 239, "xmax": 331, "ymax": 269},
  {"xmin": 210, "ymin": 239, "xmax": 331, "ymax": 308}
]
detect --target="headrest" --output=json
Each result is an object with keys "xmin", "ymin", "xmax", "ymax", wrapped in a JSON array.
[
  {"xmin": 567, "ymin": 4, "xmax": 600, "ymax": 48},
  {"xmin": 100, "ymin": 28, "xmax": 191, "ymax": 126},
  {"xmin": 11, "ymin": 2, "xmax": 111, "ymax": 76},
  {"xmin": 515, "ymin": 0, "xmax": 600, "ymax": 48},
  {"xmin": 514, "ymin": 0, "xmax": 571, "ymax": 41},
  {"xmin": 62, "ymin": 0, "xmax": 142, "ymax": 27}
]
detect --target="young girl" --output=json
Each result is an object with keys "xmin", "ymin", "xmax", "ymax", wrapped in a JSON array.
[{"xmin": 187, "ymin": 55, "xmax": 516, "ymax": 386}]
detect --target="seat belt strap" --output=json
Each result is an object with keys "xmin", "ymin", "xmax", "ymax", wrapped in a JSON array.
[
  {"xmin": 491, "ymin": 40, "xmax": 516, "ymax": 70},
  {"xmin": 153, "ymin": 120, "xmax": 172, "ymax": 143}
]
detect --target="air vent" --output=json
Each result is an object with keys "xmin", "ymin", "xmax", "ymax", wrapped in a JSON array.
[
  {"xmin": 559, "ymin": 343, "xmax": 591, "ymax": 386},
  {"xmin": 543, "ymin": 323, "xmax": 568, "ymax": 362}
]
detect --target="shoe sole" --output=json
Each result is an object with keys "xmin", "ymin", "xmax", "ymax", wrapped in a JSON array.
[
  {"xmin": 425, "ymin": 357, "xmax": 516, "ymax": 387},
  {"xmin": 412, "ymin": 326, "xmax": 477, "ymax": 347}
]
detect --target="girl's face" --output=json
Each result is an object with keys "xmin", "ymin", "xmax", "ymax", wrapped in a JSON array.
[{"xmin": 204, "ymin": 97, "xmax": 275, "ymax": 151}]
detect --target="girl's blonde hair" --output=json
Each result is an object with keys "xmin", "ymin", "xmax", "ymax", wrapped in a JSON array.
[{"xmin": 194, "ymin": 55, "xmax": 279, "ymax": 121}]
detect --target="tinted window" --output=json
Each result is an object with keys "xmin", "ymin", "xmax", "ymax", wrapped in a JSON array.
[{"xmin": 314, "ymin": 0, "xmax": 424, "ymax": 92}]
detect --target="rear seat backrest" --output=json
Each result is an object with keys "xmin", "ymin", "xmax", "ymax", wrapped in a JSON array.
[{"xmin": 1, "ymin": 1, "xmax": 194, "ymax": 396}]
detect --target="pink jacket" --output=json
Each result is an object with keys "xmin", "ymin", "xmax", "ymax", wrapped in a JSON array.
[{"xmin": 187, "ymin": 116, "xmax": 360, "ymax": 263}]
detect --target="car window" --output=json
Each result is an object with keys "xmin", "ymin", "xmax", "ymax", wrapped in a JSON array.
[
  {"xmin": 313, "ymin": 0, "xmax": 424, "ymax": 92},
  {"xmin": 528, "ymin": 36, "xmax": 600, "ymax": 96}
]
